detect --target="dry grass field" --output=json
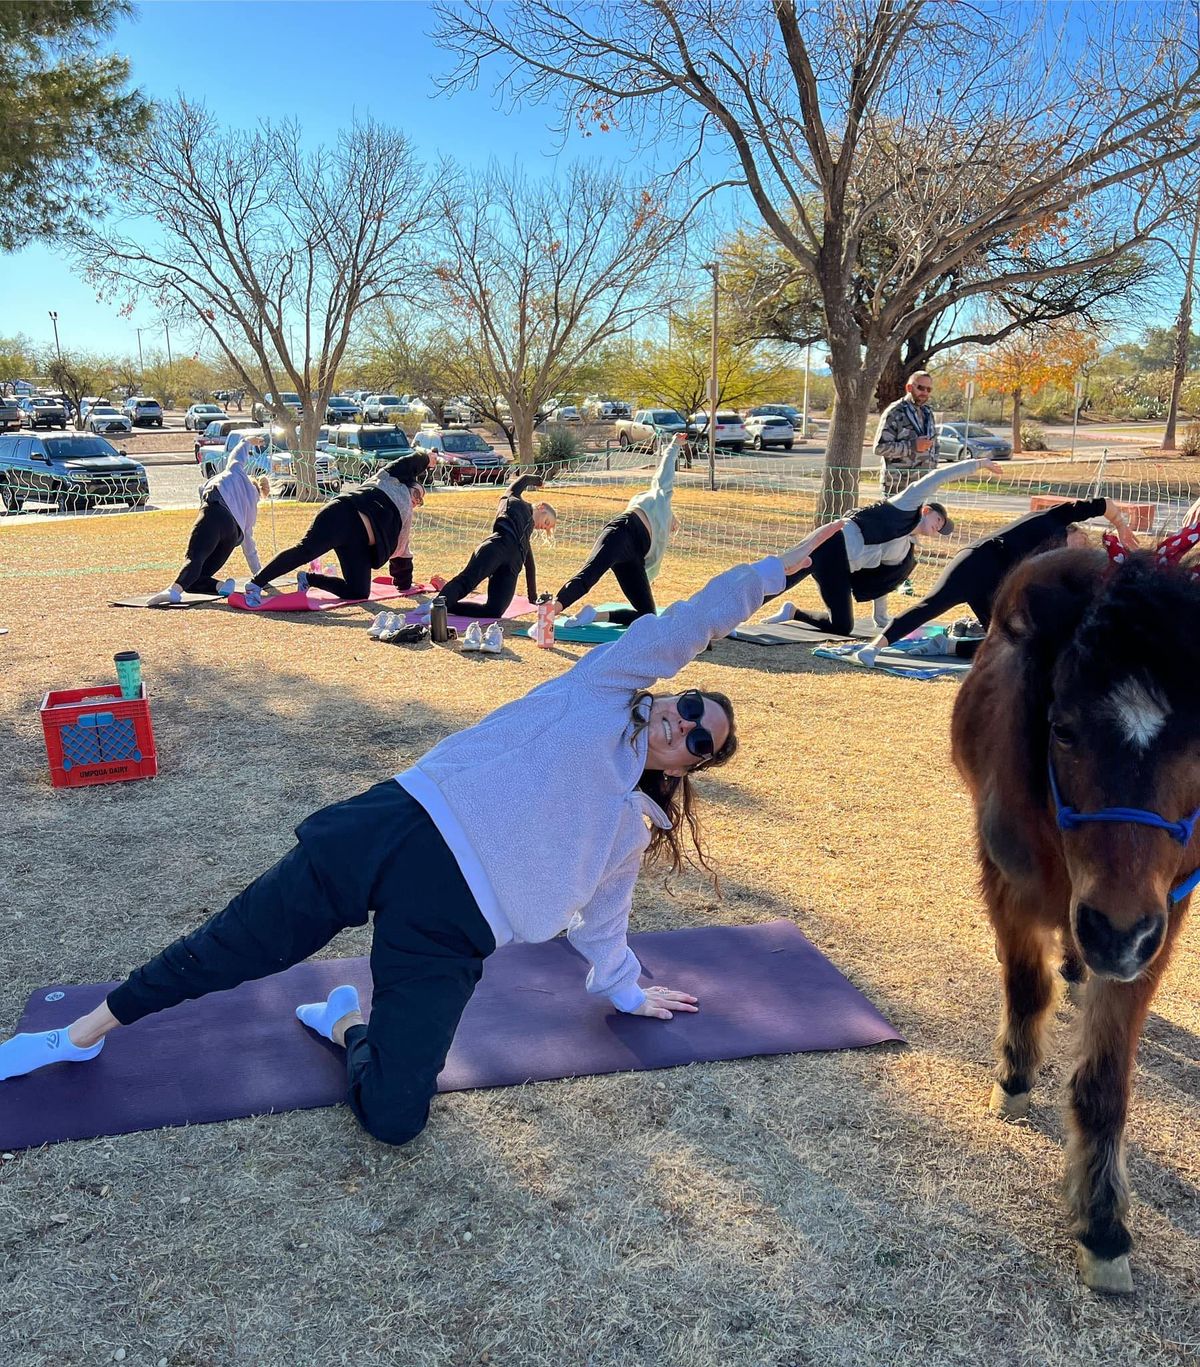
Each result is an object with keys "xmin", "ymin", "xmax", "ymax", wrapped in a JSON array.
[{"xmin": 1, "ymin": 494, "xmax": 1198, "ymax": 1367}]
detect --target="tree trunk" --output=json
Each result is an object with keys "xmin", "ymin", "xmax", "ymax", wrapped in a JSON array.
[
  {"xmin": 1010, "ymin": 388, "xmax": 1023, "ymax": 454},
  {"xmin": 874, "ymin": 348, "xmax": 908, "ymax": 412},
  {"xmin": 1163, "ymin": 197, "xmax": 1200, "ymax": 452},
  {"xmin": 818, "ymin": 374, "xmax": 872, "ymax": 520},
  {"xmin": 295, "ymin": 410, "xmax": 321, "ymax": 501},
  {"xmin": 513, "ymin": 408, "xmax": 538, "ymax": 465}
]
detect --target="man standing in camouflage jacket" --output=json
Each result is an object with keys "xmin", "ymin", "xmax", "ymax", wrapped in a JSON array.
[{"xmin": 874, "ymin": 371, "xmax": 937, "ymax": 497}]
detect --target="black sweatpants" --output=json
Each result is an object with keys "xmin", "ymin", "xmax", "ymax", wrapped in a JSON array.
[
  {"xmin": 440, "ymin": 535, "xmax": 521, "ymax": 619},
  {"xmin": 106, "ymin": 783, "xmax": 495, "ymax": 1148},
  {"xmin": 881, "ymin": 540, "xmax": 1005, "ymax": 646},
  {"xmin": 778, "ymin": 533, "xmax": 856, "ymax": 635},
  {"xmin": 556, "ymin": 513, "xmax": 654, "ymax": 626},
  {"xmin": 253, "ymin": 499, "xmax": 374, "ymax": 600},
  {"xmin": 178, "ymin": 496, "xmax": 242, "ymax": 594}
]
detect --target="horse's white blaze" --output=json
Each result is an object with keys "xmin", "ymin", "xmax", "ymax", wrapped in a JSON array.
[{"xmin": 1107, "ymin": 677, "xmax": 1171, "ymax": 750}]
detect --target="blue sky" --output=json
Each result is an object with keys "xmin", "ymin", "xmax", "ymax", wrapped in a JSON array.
[{"xmin": 1, "ymin": 0, "xmax": 649, "ymax": 359}]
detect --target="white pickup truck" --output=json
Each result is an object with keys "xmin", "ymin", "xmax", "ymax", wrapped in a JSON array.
[{"xmin": 614, "ymin": 407, "xmax": 687, "ymax": 447}]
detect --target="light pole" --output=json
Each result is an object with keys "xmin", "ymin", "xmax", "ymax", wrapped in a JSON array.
[
  {"xmin": 700, "ymin": 261, "xmax": 719, "ymax": 491},
  {"xmin": 801, "ymin": 343, "xmax": 811, "ymax": 440},
  {"xmin": 163, "ymin": 321, "xmax": 173, "ymax": 370},
  {"xmin": 135, "ymin": 327, "xmax": 145, "ymax": 384},
  {"xmin": 48, "ymin": 311, "xmax": 63, "ymax": 366}
]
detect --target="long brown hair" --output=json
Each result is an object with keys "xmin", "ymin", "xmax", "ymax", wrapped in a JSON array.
[{"xmin": 631, "ymin": 689, "xmax": 738, "ymax": 880}]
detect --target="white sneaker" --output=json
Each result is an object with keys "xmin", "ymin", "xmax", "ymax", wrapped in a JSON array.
[
  {"xmin": 368, "ymin": 613, "xmax": 390, "ymax": 639},
  {"xmin": 461, "ymin": 622, "xmax": 483, "ymax": 652},
  {"xmin": 762, "ymin": 600, "xmax": 797, "ymax": 625},
  {"xmin": 481, "ymin": 622, "xmax": 504, "ymax": 654},
  {"xmin": 575, "ymin": 604, "xmax": 598, "ymax": 626},
  {"xmin": 854, "ymin": 645, "xmax": 878, "ymax": 667}
]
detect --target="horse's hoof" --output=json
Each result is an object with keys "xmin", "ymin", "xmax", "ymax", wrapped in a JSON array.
[
  {"xmin": 1077, "ymin": 1246, "xmax": 1134, "ymax": 1295},
  {"xmin": 989, "ymin": 1082, "xmax": 1031, "ymax": 1120}
]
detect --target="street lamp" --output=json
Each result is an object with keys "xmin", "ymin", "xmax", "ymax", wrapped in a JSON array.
[
  {"xmin": 48, "ymin": 311, "xmax": 63, "ymax": 365},
  {"xmin": 700, "ymin": 261, "xmax": 719, "ymax": 491},
  {"xmin": 136, "ymin": 327, "xmax": 145, "ymax": 383}
]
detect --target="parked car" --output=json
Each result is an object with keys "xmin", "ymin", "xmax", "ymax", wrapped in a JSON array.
[
  {"xmin": 0, "ymin": 396, "xmax": 22, "ymax": 432},
  {"xmin": 328, "ymin": 424, "xmax": 415, "ymax": 481},
  {"xmin": 442, "ymin": 398, "xmax": 479, "ymax": 426},
  {"xmin": 252, "ymin": 391, "xmax": 303, "ymax": 424},
  {"xmin": 743, "ymin": 413, "xmax": 796, "ymax": 451},
  {"xmin": 124, "ymin": 396, "xmax": 164, "ymax": 428},
  {"xmin": 185, "ymin": 402, "xmax": 226, "ymax": 431},
  {"xmin": 615, "ymin": 408, "xmax": 688, "ymax": 447},
  {"xmin": 746, "ymin": 403, "xmax": 803, "ymax": 428},
  {"xmin": 686, "ymin": 410, "xmax": 749, "ymax": 452},
  {"xmin": 86, "ymin": 405, "xmax": 134, "ymax": 436},
  {"xmin": 78, "ymin": 397, "xmax": 104, "ymax": 424},
  {"xmin": 936, "ymin": 422, "xmax": 1013, "ymax": 461},
  {"xmin": 324, "ymin": 395, "xmax": 361, "ymax": 423},
  {"xmin": 17, "ymin": 396, "xmax": 67, "ymax": 429},
  {"xmin": 0, "ymin": 432, "xmax": 148, "ymax": 513},
  {"xmin": 194, "ymin": 418, "xmax": 262, "ymax": 462},
  {"xmin": 201, "ymin": 428, "xmax": 341, "ymax": 497},
  {"xmin": 362, "ymin": 394, "xmax": 405, "ymax": 423},
  {"xmin": 411, "ymin": 428, "xmax": 513, "ymax": 485},
  {"xmin": 551, "ymin": 404, "xmax": 582, "ymax": 424}
]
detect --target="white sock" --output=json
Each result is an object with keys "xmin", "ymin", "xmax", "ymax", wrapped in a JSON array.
[
  {"xmin": 146, "ymin": 589, "xmax": 174, "ymax": 607},
  {"xmin": 763, "ymin": 600, "xmax": 797, "ymax": 625},
  {"xmin": 0, "ymin": 1027, "xmax": 105, "ymax": 1082},
  {"xmin": 856, "ymin": 645, "xmax": 878, "ymax": 667},
  {"xmin": 295, "ymin": 985, "xmax": 361, "ymax": 1043},
  {"xmin": 575, "ymin": 604, "xmax": 598, "ymax": 626}
]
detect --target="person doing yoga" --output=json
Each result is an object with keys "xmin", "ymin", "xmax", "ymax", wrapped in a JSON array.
[
  {"xmin": 549, "ymin": 432, "xmax": 682, "ymax": 628},
  {"xmin": 425, "ymin": 473, "xmax": 556, "ymax": 620},
  {"xmin": 147, "ymin": 435, "xmax": 271, "ymax": 605},
  {"xmin": 0, "ymin": 521, "xmax": 844, "ymax": 1148},
  {"xmin": 855, "ymin": 497, "xmax": 1139, "ymax": 666},
  {"xmin": 763, "ymin": 456, "xmax": 1003, "ymax": 635},
  {"xmin": 243, "ymin": 453, "xmax": 434, "ymax": 606}
]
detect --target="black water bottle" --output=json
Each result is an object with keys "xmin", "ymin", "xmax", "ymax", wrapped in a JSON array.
[{"xmin": 430, "ymin": 595, "xmax": 448, "ymax": 643}]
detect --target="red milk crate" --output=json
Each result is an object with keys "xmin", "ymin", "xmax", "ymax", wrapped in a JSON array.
[{"xmin": 39, "ymin": 683, "xmax": 158, "ymax": 789}]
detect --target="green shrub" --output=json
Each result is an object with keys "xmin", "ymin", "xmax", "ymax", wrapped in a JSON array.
[
  {"xmin": 1020, "ymin": 422, "xmax": 1048, "ymax": 451},
  {"xmin": 1180, "ymin": 421, "xmax": 1200, "ymax": 460},
  {"xmin": 536, "ymin": 425, "xmax": 582, "ymax": 478}
]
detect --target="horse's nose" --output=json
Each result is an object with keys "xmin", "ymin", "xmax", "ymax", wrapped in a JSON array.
[{"xmin": 1075, "ymin": 903, "xmax": 1167, "ymax": 980}]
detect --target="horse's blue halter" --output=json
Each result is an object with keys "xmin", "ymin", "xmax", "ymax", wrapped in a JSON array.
[{"xmin": 1048, "ymin": 759, "xmax": 1200, "ymax": 905}]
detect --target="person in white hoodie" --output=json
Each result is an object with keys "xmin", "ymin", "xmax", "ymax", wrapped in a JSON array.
[
  {"xmin": 146, "ymin": 435, "xmax": 270, "ymax": 605},
  {"xmin": 549, "ymin": 431, "xmax": 683, "ymax": 627},
  {"xmin": 0, "ymin": 520, "xmax": 842, "ymax": 1146}
]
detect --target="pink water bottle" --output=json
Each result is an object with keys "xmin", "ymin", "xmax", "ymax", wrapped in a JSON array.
[{"xmin": 534, "ymin": 594, "xmax": 555, "ymax": 648}]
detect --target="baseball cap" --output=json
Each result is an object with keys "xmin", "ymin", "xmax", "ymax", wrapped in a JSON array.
[{"xmin": 927, "ymin": 500, "xmax": 953, "ymax": 535}]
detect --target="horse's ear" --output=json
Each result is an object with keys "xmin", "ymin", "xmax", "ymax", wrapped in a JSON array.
[{"xmin": 995, "ymin": 550, "xmax": 1100, "ymax": 661}]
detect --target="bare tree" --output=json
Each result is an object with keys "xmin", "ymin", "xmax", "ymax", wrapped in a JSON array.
[
  {"xmin": 72, "ymin": 99, "xmax": 427, "ymax": 496},
  {"xmin": 43, "ymin": 352, "xmax": 116, "ymax": 429},
  {"xmin": 1164, "ymin": 196, "xmax": 1200, "ymax": 450},
  {"xmin": 427, "ymin": 159, "xmax": 686, "ymax": 462},
  {"xmin": 435, "ymin": 0, "xmax": 1200, "ymax": 514}
]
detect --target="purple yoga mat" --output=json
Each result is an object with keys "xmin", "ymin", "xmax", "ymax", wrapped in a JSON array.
[
  {"xmin": 0, "ymin": 920, "xmax": 902, "ymax": 1149},
  {"xmin": 402, "ymin": 594, "xmax": 535, "ymax": 630}
]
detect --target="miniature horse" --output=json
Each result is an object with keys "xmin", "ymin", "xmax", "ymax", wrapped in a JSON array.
[{"xmin": 952, "ymin": 548, "xmax": 1200, "ymax": 1293}]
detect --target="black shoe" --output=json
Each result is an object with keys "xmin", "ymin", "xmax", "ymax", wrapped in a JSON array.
[{"xmin": 387, "ymin": 623, "xmax": 430, "ymax": 644}]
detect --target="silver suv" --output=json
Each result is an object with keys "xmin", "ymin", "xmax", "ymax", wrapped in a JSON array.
[{"xmin": 124, "ymin": 397, "xmax": 164, "ymax": 427}]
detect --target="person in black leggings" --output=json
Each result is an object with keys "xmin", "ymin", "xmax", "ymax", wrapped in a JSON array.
[
  {"xmin": 855, "ymin": 497, "xmax": 1138, "ymax": 665},
  {"xmin": 550, "ymin": 432, "xmax": 681, "ymax": 627},
  {"xmin": 245, "ymin": 454, "xmax": 432, "ymax": 606},
  {"xmin": 432, "ymin": 474, "xmax": 556, "ymax": 619}
]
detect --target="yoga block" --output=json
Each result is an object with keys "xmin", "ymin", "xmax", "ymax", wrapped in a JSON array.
[
  {"xmin": 1028, "ymin": 494, "xmax": 1156, "ymax": 532},
  {"xmin": 39, "ymin": 683, "xmax": 158, "ymax": 789}
]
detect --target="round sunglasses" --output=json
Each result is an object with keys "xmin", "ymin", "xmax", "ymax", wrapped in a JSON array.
[{"xmin": 677, "ymin": 689, "xmax": 717, "ymax": 759}]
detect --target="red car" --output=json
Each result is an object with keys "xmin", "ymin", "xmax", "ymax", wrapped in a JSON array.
[{"xmin": 412, "ymin": 429, "xmax": 514, "ymax": 484}]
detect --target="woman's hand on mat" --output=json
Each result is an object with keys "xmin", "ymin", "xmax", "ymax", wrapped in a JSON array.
[
  {"xmin": 630, "ymin": 986, "xmax": 699, "ymax": 1020},
  {"xmin": 780, "ymin": 520, "xmax": 845, "ymax": 575}
]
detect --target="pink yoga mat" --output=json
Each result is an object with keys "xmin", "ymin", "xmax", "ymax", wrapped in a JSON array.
[
  {"xmin": 402, "ymin": 594, "xmax": 535, "ymax": 629},
  {"xmin": 227, "ymin": 579, "xmax": 431, "ymax": 612},
  {"xmin": 0, "ymin": 920, "xmax": 902, "ymax": 1149}
]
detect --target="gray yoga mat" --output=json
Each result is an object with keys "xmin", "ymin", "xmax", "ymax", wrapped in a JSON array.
[
  {"xmin": 111, "ymin": 592, "xmax": 222, "ymax": 608},
  {"xmin": 729, "ymin": 619, "xmax": 878, "ymax": 645},
  {"xmin": 0, "ymin": 920, "xmax": 902, "ymax": 1149}
]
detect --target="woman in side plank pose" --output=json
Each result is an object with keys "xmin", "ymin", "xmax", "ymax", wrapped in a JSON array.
[{"xmin": 0, "ymin": 522, "xmax": 842, "ymax": 1146}]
